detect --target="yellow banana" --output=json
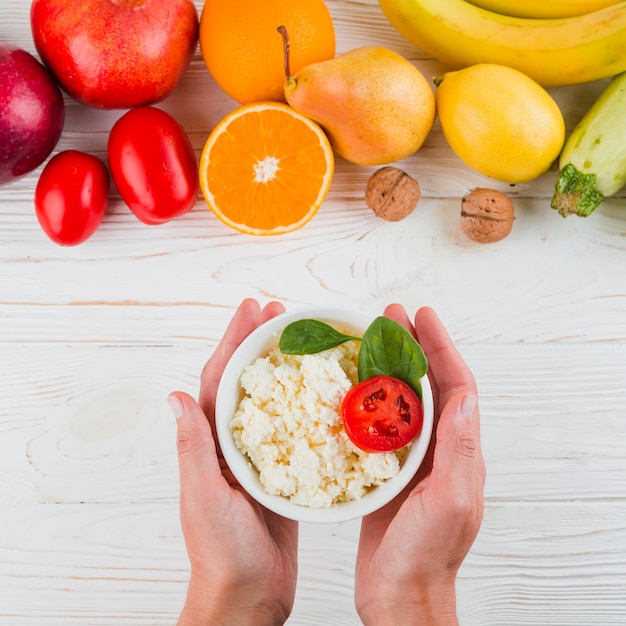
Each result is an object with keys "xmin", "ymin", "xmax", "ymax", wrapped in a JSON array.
[
  {"xmin": 466, "ymin": 0, "xmax": 621, "ymax": 19},
  {"xmin": 378, "ymin": 0, "xmax": 626, "ymax": 86}
]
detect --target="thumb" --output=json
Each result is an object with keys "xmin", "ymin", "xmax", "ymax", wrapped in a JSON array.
[
  {"xmin": 432, "ymin": 391, "xmax": 484, "ymax": 490},
  {"xmin": 168, "ymin": 392, "xmax": 222, "ymax": 493}
]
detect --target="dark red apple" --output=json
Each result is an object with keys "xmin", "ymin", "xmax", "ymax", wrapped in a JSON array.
[
  {"xmin": 0, "ymin": 43, "xmax": 65, "ymax": 186},
  {"xmin": 30, "ymin": 0, "xmax": 199, "ymax": 109}
]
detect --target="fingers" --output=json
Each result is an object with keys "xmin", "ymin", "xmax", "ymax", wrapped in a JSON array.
[
  {"xmin": 260, "ymin": 300, "xmax": 286, "ymax": 324},
  {"xmin": 413, "ymin": 306, "xmax": 476, "ymax": 411},
  {"xmin": 199, "ymin": 298, "xmax": 261, "ymax": 417},
  {"xmin": 383, "ymin": 303, "xmax": 415, "ymax": 335},
  {"xmin": 198, "ymin": 298, "xmax": 285, "ymax": 426}
]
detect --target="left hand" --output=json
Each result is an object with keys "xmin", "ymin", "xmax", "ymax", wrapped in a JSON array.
[
  {"xmin": 170, "ymin": 298, "xmax": 298, "ymax": 626},
  {"xmin": 355, "ymin": 304, "xmax": 485, "ymax": 626}
]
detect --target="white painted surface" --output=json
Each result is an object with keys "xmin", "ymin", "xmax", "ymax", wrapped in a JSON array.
[{"xmin": 2, "ymin": 0, "xmax": 626, "ymax": 623}]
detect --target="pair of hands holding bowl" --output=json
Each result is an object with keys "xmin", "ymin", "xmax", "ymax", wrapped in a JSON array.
[{"xmin": 169, "ymin": 298, "xmax": 485, "ymax": 626}]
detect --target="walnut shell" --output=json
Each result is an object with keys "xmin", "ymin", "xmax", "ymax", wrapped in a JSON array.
[
  {"xmin": 460, "ymin": 188, "xmax": 515, "ymax": 243},
  {"xmin": 365, "ymin": 166, "xmax": 421, "ymax": 222}
]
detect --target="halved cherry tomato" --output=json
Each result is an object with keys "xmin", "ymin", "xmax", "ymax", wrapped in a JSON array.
[
  {"xmin": 107, "ymin": 106, "xmax": 199, "ymax": 225},
  {"xmin": 34, "ymin": 150, "xmax": 109, "ymax": 246},
  {"xmin": 341, "ymin": 375, "xmax": 423, "ymax": 452}
]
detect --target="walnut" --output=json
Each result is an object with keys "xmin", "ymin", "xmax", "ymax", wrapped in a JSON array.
[
  {"xmin": 365, "ymin": 166, "xmax": 421, "ymax": 221},
  {"xmin": 460, "ymin": 188, "xmax": 515, "ymax": 243}
]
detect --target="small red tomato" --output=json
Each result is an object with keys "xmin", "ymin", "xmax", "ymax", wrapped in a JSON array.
[
  {"xmin": 35, "ymin": 150, "xmax": 109, "ymax": 246},
  {"xmin": 107, "ymin": 106, "xmax": 199, "ymax": 225},
  {"xmin": 341, "ymin": 375, "xmax": 423, "ymax": 453}
]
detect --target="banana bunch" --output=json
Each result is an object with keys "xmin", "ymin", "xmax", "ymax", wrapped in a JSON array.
[
  {"xmin": 467, "ymin": 0, "xmax": 619, "ymax": 18},
  {"xmin": 378, "ymin": 0, "xmax": 626, "ymax": 86}
]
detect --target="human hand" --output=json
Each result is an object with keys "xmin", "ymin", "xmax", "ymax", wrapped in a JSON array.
[
  {"xmin": 355, "ymin": 305, "xmax": 485, "ymax": 626},
  {"xmin": 169, "ymin": 298, "xmax": 298, "ymax": 626}
]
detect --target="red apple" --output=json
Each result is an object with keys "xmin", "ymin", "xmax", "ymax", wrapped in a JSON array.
[
  {"xmin": 0, "ymin": 43, "xmax": 65, "ymax": 186},
  {"xmin": 30, "ymin": 0, "xmax": 199, "ymax": 109}
]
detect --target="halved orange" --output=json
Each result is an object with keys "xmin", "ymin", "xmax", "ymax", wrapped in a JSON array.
[{"xmin": 199, "ymin": 102, "xmax": 334, "ymax": 236}]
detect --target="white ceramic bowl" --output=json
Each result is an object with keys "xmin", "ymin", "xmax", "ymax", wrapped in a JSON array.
[{"xmin": 215, "ymin": 306, "xmax": 434, "ymax": 524}]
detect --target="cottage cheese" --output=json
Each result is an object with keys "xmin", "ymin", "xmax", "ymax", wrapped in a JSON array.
[{"xmin": 230, "ymin": 340, "xmax": 401, "ymax": 508}]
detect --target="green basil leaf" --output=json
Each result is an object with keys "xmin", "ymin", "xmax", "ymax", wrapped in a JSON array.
[
  {"xmin": 358, "ymin": 316, "xmax": 428, "ymax": 399},
  {"xmin": 279, "ymin": 319, "xmax": 361, "ymax": 355}
]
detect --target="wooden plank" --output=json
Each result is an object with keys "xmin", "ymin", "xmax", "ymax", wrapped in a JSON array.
[
  {"xmin": 2, "ymin": 0, "xmax": 626, "ymax": 623},
  {"xmin": 1, "ymin": 344, "xmax": 624, "ymax": 504},
  {"xmin": 1, "ymin": 194, "xmax": 626, "ymax": 346},
  {"xmin": 1, "ymin": 503, "xmax": 625, "ymax": 624}
]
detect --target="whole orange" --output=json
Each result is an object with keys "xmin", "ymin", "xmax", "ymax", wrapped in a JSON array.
[{"xmin": 199, "ymin": 0, "xmax": 335, "ymax": 104}]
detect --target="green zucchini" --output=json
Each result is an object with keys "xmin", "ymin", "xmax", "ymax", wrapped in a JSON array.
[{"xmin": 551, "ymin": 71, "xmax": 626, "ymax": 217}]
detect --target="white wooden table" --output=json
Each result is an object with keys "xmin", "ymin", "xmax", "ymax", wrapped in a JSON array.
[{"xmin": 2, "ymin": 1, "xmax": 626, "ymax": 623}]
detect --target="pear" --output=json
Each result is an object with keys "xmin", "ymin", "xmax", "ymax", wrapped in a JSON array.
[{"xmin": 280, "ymin": 32, "xmax": 435, "ymax": 166}]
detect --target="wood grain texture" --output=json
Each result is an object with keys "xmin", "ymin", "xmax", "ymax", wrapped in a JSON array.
[{"xmin": 1, "ymin": 0, "xmax": 626, "ymax": 623}]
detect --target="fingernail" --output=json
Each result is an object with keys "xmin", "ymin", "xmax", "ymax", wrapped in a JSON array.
[
  {"xmin": 460, "ymin": 394, "xmax": 477, "ymax": 420},
  {"xmin": 168, "ymin": 395, "xmax": 184, "ymax": 420}
]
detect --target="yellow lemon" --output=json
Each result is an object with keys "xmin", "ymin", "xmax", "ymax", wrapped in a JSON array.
[{"xmin": 435, "ymin": 63, "xmax": 565, "ymax": 183}]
